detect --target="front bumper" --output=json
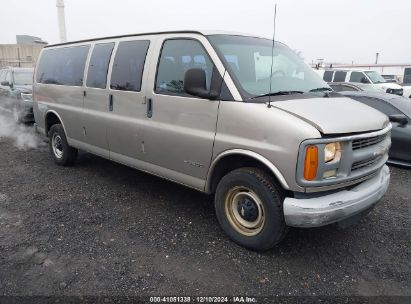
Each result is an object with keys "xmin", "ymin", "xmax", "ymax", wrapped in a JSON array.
[{"xmin": 283, "ymin": 165, "xmax": 390, "ymax": 228}]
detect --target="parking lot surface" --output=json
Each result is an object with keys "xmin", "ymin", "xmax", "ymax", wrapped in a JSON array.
[{"xmin": 0, "ymin": 118, "xmax": 410, "ymax": 298}]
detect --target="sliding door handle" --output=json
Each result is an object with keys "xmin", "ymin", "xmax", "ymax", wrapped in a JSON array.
[
  {"xmin": 109, "ymin": 94, "xmax": 113, "ymax": 112},
  {"xmin": 147, "ymin": 98, "xmax": 153, "ymax": 118}
]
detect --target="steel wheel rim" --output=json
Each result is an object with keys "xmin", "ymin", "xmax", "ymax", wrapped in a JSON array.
[
  {"xmin": 52, "ymin": 133, "xmax": 64, "ymax": 159},
  {"xmin": 224, "ymin": 186, "xmax": 265, "ymax": 236}
]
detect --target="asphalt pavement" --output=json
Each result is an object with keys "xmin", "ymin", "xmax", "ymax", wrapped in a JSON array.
[{"xmin": 0, "ymin": 116, "xmax": 409, "ymax": 302}]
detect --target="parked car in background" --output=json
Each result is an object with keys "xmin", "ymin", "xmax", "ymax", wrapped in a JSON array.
[
  {"xmin": 339, "ymin": 91, "xmax": 411, "ymax": 167},
  {"xmin": 328, "ymin": 82, "xmax": 379, "ymax": 93},
  {"xmin": 33, "ymin": 30, "xmax": 391, "ymax": 250},
  {"xmin": 0, "ymin": 67, "xmax": 34, "ymax": 123},
  {"xmin": 317, "ymin": 69, "xmax": 404, "ymax": 96},
  {"xmin": 382, "ymin": 74, "xmax": 399, "ymax": 83},
  {"xmin": 402, "ymin": 85, "xmax": 411, "ymax": 99}
]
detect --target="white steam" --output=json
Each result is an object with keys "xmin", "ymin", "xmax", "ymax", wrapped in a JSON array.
[{"xmin": 0, "ymin": 108, "xmax": 45, "ymax": 150}]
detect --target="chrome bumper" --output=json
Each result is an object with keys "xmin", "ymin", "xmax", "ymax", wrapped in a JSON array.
[{"xmin": 284, "ymin": 165, "xmax": 390, "ymax": 228}]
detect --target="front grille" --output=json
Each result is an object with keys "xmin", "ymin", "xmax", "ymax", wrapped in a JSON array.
[
  {"xmin": 352, "ymin": 134, "xmax": 387, "ymax": 150},
  {"xmin": 352, "ymin": 156, "xmax": 382, "ymax": 171}
]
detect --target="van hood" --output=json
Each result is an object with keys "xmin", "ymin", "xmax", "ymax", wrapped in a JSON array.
[{"xmin": 272, "ymin": 96, "xmax": 389, "ymax": 134}]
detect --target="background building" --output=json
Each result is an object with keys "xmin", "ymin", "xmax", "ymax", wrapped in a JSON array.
[{"xmin": 0, "ymin": 35, "xmax": 47, "ymax": 68}]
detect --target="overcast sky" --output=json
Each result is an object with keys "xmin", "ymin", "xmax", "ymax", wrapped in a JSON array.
[{"xmin": 0, "ymin": 0, "xmax": 409, "ymax": 64}]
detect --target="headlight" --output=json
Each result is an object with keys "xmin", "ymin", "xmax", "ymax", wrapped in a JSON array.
[
  {"xmin": 21, "ymin": 93, "xmax": 32, "ymax": 102},
  {"xmin": 324, "ymin": 142, "xmax": 342, "ymax": 163}
]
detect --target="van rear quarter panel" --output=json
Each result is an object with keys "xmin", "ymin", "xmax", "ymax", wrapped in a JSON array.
[
  {"xmin": 34, "ymin": 83, "xmax": 85, "ymax": 141},
  {"xmin": 213, "ymin": 101, "xmax": 321, "ymax": 192}
]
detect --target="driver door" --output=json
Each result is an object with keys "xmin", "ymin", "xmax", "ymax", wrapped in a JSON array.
[{"xmin": 142, "ymin": 36, "xmax": 221, "ymax": 189}]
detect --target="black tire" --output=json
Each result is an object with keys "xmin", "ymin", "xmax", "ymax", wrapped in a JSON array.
[
  {"xmin": 48, "ymin": 124, "xmax": 78, "ymax": 166},
  {"xmin": 215, "ymin": 167, "xmax": 287, "ymax": 251}
]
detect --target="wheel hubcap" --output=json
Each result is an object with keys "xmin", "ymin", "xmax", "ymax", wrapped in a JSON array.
[
  {"xmin": 237, "ymin": 198, "xmax": 259, "ymax": 222},
  {"xmin": 52, "ymin": 134, "xmax": 63, "ymax": 159},
  {"xmin": 224, "ymin": 187, "xmax": 265, "ymax": 236}
]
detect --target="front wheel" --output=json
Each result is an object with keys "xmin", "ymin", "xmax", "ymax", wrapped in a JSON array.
[
  {"xmin": 48, "ymin": 124, "xmax": 78, "ymax": 166},
  {"xmin": 215, "ymin": 167, "xmax": 287, "ymax": 251}
]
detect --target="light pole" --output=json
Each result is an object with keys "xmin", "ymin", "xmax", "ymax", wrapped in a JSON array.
[{"xmin": 56, "ymin": 0, "xmax": 67, "ymax": 43}]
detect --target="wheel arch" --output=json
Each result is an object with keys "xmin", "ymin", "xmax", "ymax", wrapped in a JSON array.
[
  {"xmin": 205, "ymin": 149, "xmax": 290, "ymax": 194},
  {"xmin": 45, "ymin": 110, "xmax": 67, "ymax": 136}
]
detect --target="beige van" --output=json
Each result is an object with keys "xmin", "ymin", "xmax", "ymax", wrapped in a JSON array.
[{"xmin": 33, "ymin": 31, "xmax": 391, "ymax": 250}]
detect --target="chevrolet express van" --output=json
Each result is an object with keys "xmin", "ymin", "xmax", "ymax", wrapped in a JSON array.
[
  {"xmin": 318, "ymin": 69, "xmax": 404, "ymax": 96},
  {"xmin": 33, "ymin": 31, "xmax": 391, "ymax": 250}
]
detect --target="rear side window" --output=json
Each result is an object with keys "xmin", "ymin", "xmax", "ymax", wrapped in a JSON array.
[
  {"xmin": 155, "ymin": 39, "xmax": 215, "ymax": 96},
  {"xmin": 86, "ymin": 43, "xmax": 114, "ymax": 89},
  {"xmin": 323, "ymin": 71, "xmax": 333, "ymax": 82},
  {"xmin": 333, "ymin": 71, "xmax": 347, "ymax": 82},
  {"xmin": 110, "ymin": 40, "xmax": 150, "ymax": 92},
  {"xmin": 36, "ymin": 45, "xmax": 90, "ymax": 86},
  {"xmin": 350, "ymin": 72, "xmax": 365, "ymax": 83}
]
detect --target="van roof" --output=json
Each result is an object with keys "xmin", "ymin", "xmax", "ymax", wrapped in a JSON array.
[{"xmin": 44, "ymin": 30, "xmax": 270, "ymax": 48}]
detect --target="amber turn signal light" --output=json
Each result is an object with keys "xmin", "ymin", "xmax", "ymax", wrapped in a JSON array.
[{"xmin": 304, "ymin": 145, "xmax": 318, "ymax": 181}]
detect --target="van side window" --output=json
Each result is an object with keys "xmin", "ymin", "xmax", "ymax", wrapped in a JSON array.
[
  {"xmin": 110, "ymin": 40, "xmax": 150, "ymax": 92},
  {"xmin": 36, "ymin": 45, "xmax": 90, "ymax": 86},
  {"xmin": 350, "ymin": 72, "xmax": 365, "ymax": 83},
  {"xmin": 333, "ymin": 71, "xmax": 346, "ymax": 82},
  {"xmin": 323, "ymin": 71, "xmax": 333, "ymax": 82},
  {"xmin": 86, "ymin": 43, "xmax": 115, "ymax": 89},
  {"xmin": 155, "ymin": 39, "xmax": 214, "ymax": 96}
]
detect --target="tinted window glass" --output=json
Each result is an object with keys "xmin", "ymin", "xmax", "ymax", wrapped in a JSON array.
[
  {"xmin": 354, "ymin": 97, "xmax": 402, "ymax": 116},
  {"xmin": 333, "ymin": 71, "xmax": 347, "ymax": 82},
  {"xmin": 110, "ymin": 40, "xmax": 150, "ymax": 92},
  {"xmin": 403, "ymin": 68, "xmax": 411, "ymax": 84},
  {"xmin": 86, "ymin": 43, "xmax": 114, "ymax": 89},
  {"xmin": 36, "ymin": 45, "xmax": 90, "ymax": 86},
  {"xmin": 330, "ymin": 84, "xmax": 359, "ymax": 92},
  {"xmin": 339, "ymin": 85, "xmax": 358, "ymax": 91},
  {"xmin": 155, "ymin": 39, "xmax": 215, "ymax": 96},
  {"xmin": 323, "ymin": 71, "xmax": 333, "ymax": 82},
  {"xmin": 350, "ymin": 72, "xmax": 365, "ymax": 83}
]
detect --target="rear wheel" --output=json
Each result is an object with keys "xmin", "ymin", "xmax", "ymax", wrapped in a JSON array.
[
  {"xmin": 215, "ymin": 167, "xmax": 287, "ymax": 251},
  {"xmin": 48, "ymin": 124, "xmax": 77, "ymax": 166}
]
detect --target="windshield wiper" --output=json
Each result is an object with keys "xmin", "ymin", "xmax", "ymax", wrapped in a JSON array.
[
  {"xmin": 309, "ymin": 87, "xmax": 333, "ymax": 92},
  {"xmin": 250, "ymin": 90, "xmax": 304, "ymax": 99}
]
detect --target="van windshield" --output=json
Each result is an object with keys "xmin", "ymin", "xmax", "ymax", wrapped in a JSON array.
[
  {"xmin": 364, "ymin": 71, "xmax": 386, "ymax": 84},
  {"xmin": 13, "ymin": 71, "xmax": 33, "ymax": 85},
  {"xmin": 208, "ymin": 35, "xmax": 329, "ymax": 99}
]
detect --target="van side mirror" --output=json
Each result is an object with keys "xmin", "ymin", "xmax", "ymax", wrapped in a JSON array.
[
  {"xmin": 360, "ymin": 77, "xmax": 370, "ymax": 84},
  {"xmin": 184, "ymin": 68, "xmax": 219, "ymax": 100},
  {"xmin": 1, "ymin": 80, "xmax": 11, "ymax": 87},
  {"xmin": 389, "ymin": 114, "xmax": 408, "ymax": 126}
]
